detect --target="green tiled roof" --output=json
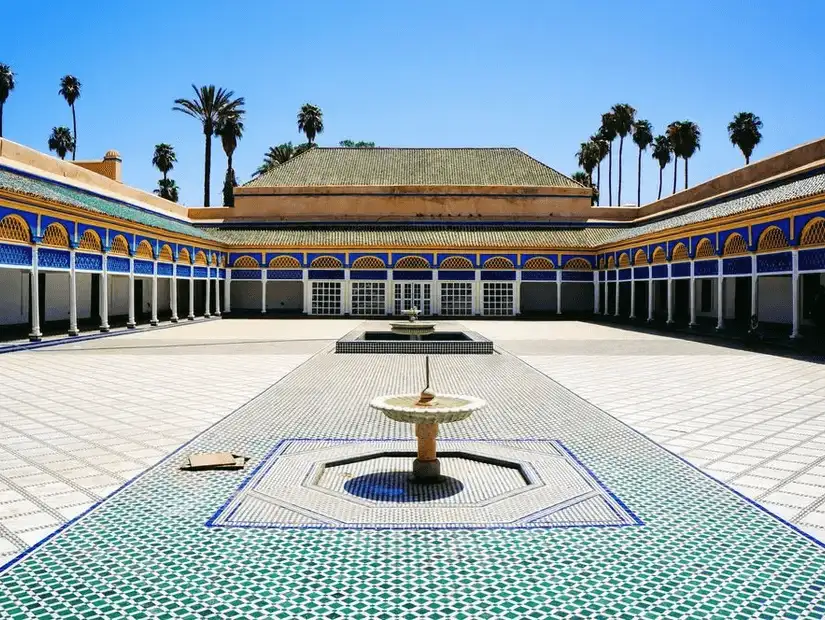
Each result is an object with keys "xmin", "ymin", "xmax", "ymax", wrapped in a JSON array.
[
  {"xmin": 245, "ymin": 147, "xmax": 581, "ymax": 188},
  {"xmin": 0, "ymin": 168, "xmax": 217, "ymax": 241},
  {"xmin": 210, "ymin": 225, "xmax": 615, "ymax": 248}
]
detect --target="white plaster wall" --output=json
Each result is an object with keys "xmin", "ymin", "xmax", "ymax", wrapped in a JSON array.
[
  {"xmin": 77, "ymin": 273, "xmax": 92, "ymax": 319},
  {"xmin": 758, "ymin": 276, "xmax": 792, "ymax": 324},
  {"xmin": 561, "ymin": 282, "xmax": 592, "ymax": 312},
  {"xmin": 109, "ymin": 276, "xmax": 129, "ymax": 316},
  {"xmin": 231, "ymin": 281, "xmax": 261, "ymax": 310},
  {"xmin": 45, "ymin": 272, "xmax": 70, "ymax": 322},
  {"xmin": 267, "ymin": 281, "xmax": 303, "ymax": 311},
  {"xmin": 0, "ymin": 269, "xmax": 29, "ymax": 325}
]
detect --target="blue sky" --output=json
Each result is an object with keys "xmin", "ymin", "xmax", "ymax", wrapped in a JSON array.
[{"xmin": 5, "ymin": 0, "xmax": 825, "ymax": 206}]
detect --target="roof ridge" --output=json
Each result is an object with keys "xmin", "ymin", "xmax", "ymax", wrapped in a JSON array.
[{"xmin": 315, "ymin": 146, "xmax": 521, "ymax": 151}]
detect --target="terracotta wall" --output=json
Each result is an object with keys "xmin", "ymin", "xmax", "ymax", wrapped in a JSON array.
[{"xmin": 73, "ymin": 158, "xmax": 120, "ymax": 182}]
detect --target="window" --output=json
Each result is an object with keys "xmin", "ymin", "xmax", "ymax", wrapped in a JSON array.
[
  {"xmin": 394, "ymin": 282, "xmax": 431, "ymax": 315},
  {"xmin": 311, "ymin": 282, "xmax": 342, "ymax": 315},
  {"xmin": 440, "ymin": 282, "xmax": 473, "ymax": 315},
  {"xmin": 351, "ymin": 282, "xmax": 386, "ymax": 315},
  {"xmin": 483, "ymin": 282, "xmax": 514, "ymax": 316}
]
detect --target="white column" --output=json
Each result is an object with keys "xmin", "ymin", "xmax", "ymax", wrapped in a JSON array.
[
  {"xmin": 343, "ymin": 269, "xmax": 351, "ymax": 315},
  {"xmin": 474, "ymin": 270, "xmax": 482, "ymax": 315},
  {"xmin": 303, "ymin": 269, "xmax": 312, "ymax": 315},
  {"xmin": 647, "ymin": 271, "xmax": 654, "ymax": 322},
  {"xmin": 750, "ymin": 254, "xmax": 758, "ymax": 321},
  {"xmin": 593, "ymin": 271, "xmax": 600, "ymax": 314},
  {"xmin": 68, "ymin": 247, "xmax": 79, "ymax": 336},
  {"xmin": 150, "ymin": 260, "xmax": 159, "ymax": 326},
  {"xmin": 556, "ymin": 272, "xmax": 562, "ymax": 315},
  {"xmin": 100, "ymin": 252, "xmax": 110, "ymax": 332},
  {"xmin": 689, "ymin": 261, "xmax": 697, "ymax": 327},
  {"xmin": 791, "ymin": 249, "xmax": 800, "ymax": 338},
  {"xmin": 204, "ymin": 266, "xmax": 211, "ymax": 318},
  {"xmin": 716, "ymin": 258, "xmax": 724, "ymax": 330},
  {"xmin": 385, "ymin": 272, "xmax": 393, "ymax": 315},
  {"xmin": 603, "ymin": 273, "xmax": 609, "ymax": 316},
  {"xmin": 224, "ymin": 269, "xmax": 231, "ymax": 314},
  {"xmin": 127, "ymin": 256, "xmax": 136, "ymax": 328},
  {"xmin": 29, "ymin": 245, "xmax": 42, "ymax": 341},
  {"xmin": 666, "ymin": 264, "xmax": 674, "ymax": 324},
  {"xmin": 613, "ymin": 270, "xmax": 619, "ymax": 317},
  {"xmin": 261, "ymin": 270, "xmax": 267, "ymax": 314},
  {"xmin": 170, "ymin": 272, "xmax": 178, "ymax": 323},
  {"xmin": 629, "ymin": 268, "xmax": 636, "ymax": 319},
  {"xmin": 514, "ymin": 270, "xmax": 521, "ymax": 316},
  {"xmin": 188, "ymin": 270, "xmax": 194, "ymax": 320},
  {"xmin": 214, "ymin": 267, "xmax": 221, "ymax": 317}
]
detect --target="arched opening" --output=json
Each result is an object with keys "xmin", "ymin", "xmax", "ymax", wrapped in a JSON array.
[
  {"xmin": 695, "ymin": 238, "xmax": 715, "ymax": 259},
  {"xmin": 439, "ymin": 256, "xmax": 474, "ymax": 270},
  {"xmin": 523, "ymin": 257, "xmax": 554, "ymax": 270},
  {"xmin": 352, "ymin": 256, "xmax": 386, "ymax": 269},
  {"xmin": 41, "ymin": 223, "xmax": 70, "ymax": 248},
  {"xmin": 394, "ymin": 256, "xmax": 430, "ymax": 270},
  {"xmin": 269, "ymin": 255, "xmax": 301, "ymax": 269},
  {"xmin": 801, "ymin": 218, "xmax": 825, "ymax": 248},
  {"xmin": 671, "ymin": 243, "xmax": 689, "ymax": 262},
  {"xmin": 482, "ymin": 256, "xmax": 515, "ymax": 270},
  {"xmin": 310, "ymin": 255, "xmax": 344, "ymax": 269},
  {"xmin": 757, "ymin": 226, "xmax": 790, "ymax": 252}
]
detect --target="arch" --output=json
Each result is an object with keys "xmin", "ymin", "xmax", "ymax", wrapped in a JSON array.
[
  {"xmin": 564, "ymin": 257, "xmax": 592, "ymax": 270},
  {"xmin": 598, "ymin": 257, "xmax": 605, "ymax": 269},
  {"xmin": 41, "ymin": 222, "xmax": 70, "ymax": 248},
  {"xmin": 694, "ymin": 238, "xmax": 715, "ymax": 259},
  {"xmin": 135, "ymin": 240, "xmax": 154, "ymax": 259},
  {"xmin": 310, "ymin": 255, "xmax": 344, "ymax": 269},
  {"xmin": 220, "ymin": 255, "xmax": 226, "ymax": 268},
  {"xmin": 800, "ymin": 218, "xmax": 825, "ymax": 248},
  {"xmin": 193, "ymin": 250, "xmax": 208, "ymax": 266},
  {"xmin": 607, "ymin": 256, "xmax": 616, "ymax": 269},
  {"xmin": 757, "ymin": 226, "xmax": 790, "ymax": 252},
  {"xmin": 178, "ymin": 248, "xmax": 191, "ymax": 264},
  {"xmin": 482, "ymin": 256, "xmax": 515, "ymax": 270},
  {"xmin": 439, "ymin": 256, "xmax": 474, "ymax": 270},
  {"xmin": 232, "ymin": 255, "xmax": 259, "ymax": 268},
  {"xmin": 394, "ymin": 255, "xmax": 429, "ymax": 270},
  {"xmin": 158, "ymin": 244, "xmax": 174, "ymax": 262},
  {"xmin": 671, "ymin": 243, "xmax": 689, "ymax": 262},
  {"xmin": 78, "ymin": 229, "xmax": 102, "ymax": 252},
  {"xmin": 352, "ymin": 255, "xmax": 386, "ymax": 269},
  {"xmin": 618, "ymin": 253, "xmax": 630, "ymax": 268},
  {"xmin": 523, "ymin": 257, "xmax": 554, "ymax": 270},
  {"xmin": 269, "ymin": 255, "xmax": 301, "ymax": 269},
  {"xmin": 651, "ymin": 247, "xmax": 666, "ymax": 264},
  {"xmin": 723, "ymin": 233, "xmax": 748, "ymax": 256},
  {"xmin": 210, "ymin": 254, "xmax": 218, "ymax": 266},
  {"xmin": 0, "ymin": 214, "xmax": 31, "ymax": 244},
  {"xmin": 109, "ymin": 234, "xmax": 130, "ymax": 256},
  {"xmin": 634, "ymin": 249, "xmax": 648, "ymax": 265}
]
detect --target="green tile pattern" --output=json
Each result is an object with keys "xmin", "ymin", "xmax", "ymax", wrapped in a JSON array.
[{"xmin": 1, "ymin": 353, "xmax": 823, "ymax": 618}]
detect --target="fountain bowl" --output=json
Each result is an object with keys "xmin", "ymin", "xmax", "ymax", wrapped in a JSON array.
[
  {"xmin": 388, "ymin": 321, "xmax": 437, "ymax": 336},
  {"xmin": 370, "ymin": 394, "xmax": 486, "ymax": 424}
]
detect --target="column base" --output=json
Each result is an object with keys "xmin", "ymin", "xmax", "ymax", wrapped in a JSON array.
[
  {"xmin": 629, "ymin": 314, "xmax": 636, "ymax": 320},
  {"xmin": 28, "ymin": 333, "xmax": 42, "ymax": 343},
  {"xmin": 214, "ymin": 311, "xmax": 222, "ymax": 318},
  {"xmin": 187, "ymin": 315, "xmax": 195, "ymax": 321},
  {"xmin": 99, "ymin": 325, "xmax": 110, "ymax": 333},
  {"xmin": 666, "ymin": 319, "xmax": 674, "ymax": 325},
  {"xmin": 411, "ymin": 458, "xmax": 442, "ymax": 484},
  {"xmin": 647, "ymin": 317, "xmax": 654, "ymax": 323},
  {"xmin": 204, "ymin": 313, "xmax": 211, "ymax": 319},
  {"xmin": 150, "ymin": 319, "xmax": 159, "ymax": 326},
  {"xmin": 715, "ymin": 325, "xmax": 725, "ymax": 332},
  {"xmin": 68, "ymin": 329, "xmax": 80, "ymax": 337},
  {"xmin": 790, "ymin": 332, "xmax": 801, "ymax": 340},
  {"xmin": 688, "ymin": 322, "xmax": 698, "ymax": 329},
  {"xmin": 126, "ymin": 322, "xmax": 137, "ymax": 329},
  {"xmin": 171, "ymin": 317, "xmax": 179, "ymax": 323}
]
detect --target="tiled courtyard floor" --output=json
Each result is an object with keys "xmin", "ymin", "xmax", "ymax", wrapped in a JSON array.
[{"xmin": 0, "ymin": 318, "xmax": 824, "ymax": 617}]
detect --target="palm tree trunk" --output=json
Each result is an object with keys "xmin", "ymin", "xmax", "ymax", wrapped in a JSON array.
[
  {"xmin": 684, "ymin": 158, "xmax": 689, "ymax": 190},
  {"xmin": 204, "ymin": 131, "xmax": 211, "ymax": 207},
  {"xmin": 596, "ymin": 163, "xmax": 601, "ymax": 205},
  {"xmin": 672, "ymin": 157, "xmax": 678, "ymax": 194},
  {"xmin": 745, "ymin": 155, "xmax": 750, "ymax": 165},
  {"xmin": 617, "ymin": 137, "xmax": 624, "ymax": 205},
  {"xmin": 608, "ymin": 144, "xmax": 613, "ymax": 206},
  {"xmin": 657, "ymin": 166, "xmax": 663, "ymax": 200},
  {"xmin": 637, "ymin": 147, "xmax": 642, "ymax": 206},
  {"xmin": 71, "ymin": 105, "xmax": 77, "ymax": 160},
  {"xmin": 0, "ymin": 103, "xmax": 4, "ymax": 138}
]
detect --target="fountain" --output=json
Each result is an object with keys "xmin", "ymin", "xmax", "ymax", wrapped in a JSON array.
[
  {"xmin": 370, "ymin": 357, "xmax": 486, "ymax": 483},
  {"xmin": 388, "ymin": 306, "xmax": 437, "ymax": 339}
]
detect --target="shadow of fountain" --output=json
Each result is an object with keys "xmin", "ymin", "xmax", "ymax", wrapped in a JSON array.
[{"xmin": 343, "ymin": 471, "xmax": 464, "ymax": 502}]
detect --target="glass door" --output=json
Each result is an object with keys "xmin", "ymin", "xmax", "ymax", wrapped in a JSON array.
[{"xmin": 394, "ymin": 282, "xmax": 432, "ymax": 315}]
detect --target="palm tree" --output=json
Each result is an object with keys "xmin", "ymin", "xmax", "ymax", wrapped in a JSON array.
[
  {"xmin": 58, "ymin": 75, "xmax": 81, "ymax": 160},
  {"xmin": 253, "ymin": 142, "xmax": 313, "ymax": 178},
  {"xmin": 728, "ymin": 112, "xmax": 763, "ymax": 165},
  {"xmin": 590, "ymin": 135, "xmax": 609, "ymax": 205},
  {"xmin": 152, "ymin": 143, "xmax": 176, "ymax": 183},
  {"xmin": 666, "ymin": 122, "xmax": 682, "ymax": 193},
  {"xmin": 631, "ymin": 119, "xmax": 653, "ymax": 206},
  {"xmin": 598, "ymin": 114, "xmax": 617, "ymax": 205},
  {"xmin": 173, "ymin": 85, "xmax": 245, "ymax": 206},
  {"xmin": 610, "ymin": 104, "xmax": 636, "ymax": 205},
  {"xmin": 0, "ymin": 64, "xmax": 15, "ymax": 138},
  {"xmin": 651, "ymin": 135, "xmax": 672, "ymax": 201},
  {"xmin": 154, "ymin": 178, "xmax": 180, "ymax": 202},
  {"xmin": 571, "ymin": 171, "xmax": 598, "ymax": 206},
  {"xmin": 48, "ymin": 126, "xmax": 74, "ymax": 160},
  {"xmin": 339, "ymin": 140, "xmax": 375, "ymax": 147},
  {"xmin": 576, "ymin": 141, "xmax": 600, "ymax": 186},
  {"xmin": 670, "ymin": 121, "xmax": 701, "ymax": 189},
  {"xmin": 216, "ymin": 114, "xmax": 244, "ymax": 206},
  {"xmin": 297, "ymin": 103, "xmax": 324, "ymax": 145}
]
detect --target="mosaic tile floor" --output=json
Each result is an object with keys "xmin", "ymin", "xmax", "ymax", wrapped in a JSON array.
[{"xmin": 1, "ymin": 347, "xmax": 824, "ymax": 618}]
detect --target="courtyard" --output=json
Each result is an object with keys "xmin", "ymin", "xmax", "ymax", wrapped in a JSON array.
[{"xmin": 0, "ymin": 318, "xmax": 824, "ymax": 617}]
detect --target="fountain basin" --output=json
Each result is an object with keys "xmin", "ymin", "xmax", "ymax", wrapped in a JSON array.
[{"xmin": 370, "ymin": 394, "xmax": 486, "ymax": 424}]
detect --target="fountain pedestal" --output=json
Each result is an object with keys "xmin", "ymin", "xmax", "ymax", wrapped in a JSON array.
[{"xmin": 413, "ymin": 422, "xmax": 440, "ymax": 482}]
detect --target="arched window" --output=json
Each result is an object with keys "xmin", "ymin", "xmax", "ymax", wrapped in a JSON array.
[
  {"xmin": 607, "ymin": 256, "xmax": 616, "ymax": 269},
  {"xmin": 135, "ymin": 240, "xmax": 154, "ymax": 259},
  {"xmin": 41, "ymin": 223, "xmax": 70, "ymax": 248},
  {"xmin": 158, "ymin": 244, "xmax": 174, "ymax": 262},
  {"xmin": 352, "ymin": 256, "xmax": 386, "ymax": 269},
  {"xmin": 757, "ymin": 226, "xmax": 790, "ymax": 252},
  {"xmin": 671, "ymin": 243, "xmax": 689, "ymax": 262},
  {"xmin": 598, "ymin": 257, "xmax": 605, "ymax": 269},
  {"xmin": 178, "ymin": 248, "xmax": 191, "ymax": 264},
  {"xmin": 523, "ymin": 257, "xmax": 554, "ymax": 270},
  {"xmin": 0, "ymin": 214, "xmax": 31, "ymax": 243},
  {"xmin": 394, "ymin": 256, "xmax": 430, "ymax": 269},
  {"xmin": 482, "ymin": 256, "xmax": 515, "ymax": 270},
  {"xmin": 232, "ymin": 255, "xmax": 259, "ymax": 268},
  {"xmin": 694, "ymin": 238, "xmax": 715, "ymax": 259},
  {"xmin": 210, "ymin": 254, "xmax": 218, "ymax": 266},
  {"xmin": 634, "ymin": 250, "xmax": 648, "ymax": 265},
  {"xmin": 269, "ymin": 255, "xmax": 301, "ymax": 269},
  {"xmin": 723, "ymin": 233, "xmax": 747, "ymax": 256},
  {"xmin": 78, "ymin": 229, "xmax": 102, "ymax": 252},
  {"xmin": 109, "ymin": 235, "xmax": 130, "ymax": 256},
  {"xmin": 800, "ymin": 218, "xmax": 825, "ymax": 248},
  {"xmin": 220, "ymin": 256, "xmax": 226, "ymax": 268},
  {"xmin": 618, "ymin": 253, "xmax": 630, "ymax": 268},
  {"xmin": 310, "ymin": 255, "xmax": 344, "ymax": 269},
  {"xmin": 193, "ymin": 251, "xmax": 207, "ymax": 265},
  {"xmin": 651, "ymin": 247, "xmax": 666, "ymax": 264},
  {"xmin": 564, "ymin": 258, "xmax": 592, "ymax": 270}
]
